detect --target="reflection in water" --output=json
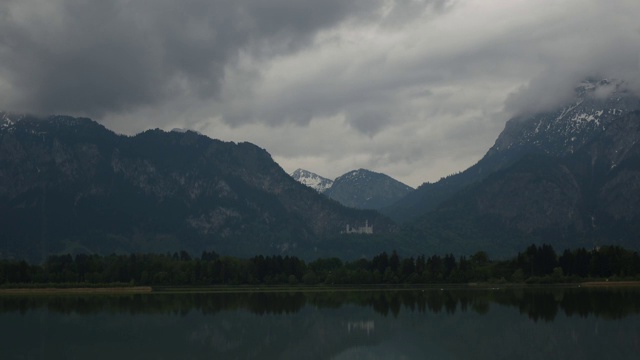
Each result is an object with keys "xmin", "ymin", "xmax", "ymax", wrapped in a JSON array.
[
  {"xmin": 1, "ymin": 287, "xmax": 640, "ymax": 359},
  {"xmin": 2, "ymin": 287, "xmax": 640, "ymax": 320},
  {"xmin": 347, "ymin": 320, "xmax": 375, "ymax": 335}
]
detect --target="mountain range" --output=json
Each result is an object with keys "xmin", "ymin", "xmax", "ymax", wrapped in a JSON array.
[
  {"xmin": 2, "ymin": 79, "xmax": 640, "ymax": 261},
  {"xmin": 385, "ymin": 79, "xmax": 640, "ymax": 222},
  {"xmin": 392, "ymin": 79, "xmax": 640, "ymax": 256},
  {"xmin": 0, "ymin": 113, "xmax": 393, "ymax": 261}
]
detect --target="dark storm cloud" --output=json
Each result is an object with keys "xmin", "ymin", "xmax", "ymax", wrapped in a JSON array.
[{"xmin": 0, "ymin": 0, "xmax": 396, "ymax": 116}]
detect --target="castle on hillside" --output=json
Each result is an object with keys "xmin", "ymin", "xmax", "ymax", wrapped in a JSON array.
[{"xmin": 344, "ymin": 220, "xmax": 373, "ymax": 235}]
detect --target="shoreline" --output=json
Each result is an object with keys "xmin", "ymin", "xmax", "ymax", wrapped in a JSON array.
[
  {"xmin": 1, "ymin": 281, "xmax": 640, "ymax": 295},
  {"xmin": 0, "ymin": 286, "xmax": 153, "ymax": 295},
  {"xmin": 580, "ymin": 281, "xmax": 640, "ymax": 287}
]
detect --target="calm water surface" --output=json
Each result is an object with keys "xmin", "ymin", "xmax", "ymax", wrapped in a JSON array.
[{"xmin": 1, "ymin": 287, "xmax": 640, "ymax": 359}]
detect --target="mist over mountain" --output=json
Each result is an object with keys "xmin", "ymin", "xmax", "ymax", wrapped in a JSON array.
[
  {"xmin": 385, "ymin": 79, "xmax": 640, "ymax": 223},
  {"xmin": 396, "ymin": 79, "xmax": 640, "ymax": 256},
  {"xmin": 0, "ymin": 113, "xmax": 393, "ymax": 261}
]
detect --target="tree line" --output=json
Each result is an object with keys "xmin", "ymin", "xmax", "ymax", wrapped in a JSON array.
[{"xmin": 2, "ymin": 244, "xmax": 640, "ymax": 286}]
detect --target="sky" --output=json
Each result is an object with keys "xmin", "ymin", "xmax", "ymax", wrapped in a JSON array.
[{"xmin": 1, "ymin": 0, "xmax": 639, "ymax": 187}]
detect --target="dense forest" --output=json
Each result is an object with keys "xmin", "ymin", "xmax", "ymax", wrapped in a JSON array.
[{"xmin": 2, "ymin": 244, "xmax": 640, "ymax": 287}]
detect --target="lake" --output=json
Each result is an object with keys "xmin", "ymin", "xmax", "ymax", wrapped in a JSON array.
[{"xmin": 1, "ymin": 286, "xmax": 639, "ymax": 359}]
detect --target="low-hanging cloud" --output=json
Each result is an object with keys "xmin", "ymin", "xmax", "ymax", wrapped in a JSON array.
[{"xmin": 503, "ymin": 0, "xmax": 640, "ymax": 117}]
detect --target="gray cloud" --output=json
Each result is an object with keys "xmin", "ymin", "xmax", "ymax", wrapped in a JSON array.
[
  {"xmin": 0, "ymin": 0, "xmax": 401, "ymax": 116},
  {"xmin": 502, "ymin": 0, "xmax": 640, "ymax": 116}
]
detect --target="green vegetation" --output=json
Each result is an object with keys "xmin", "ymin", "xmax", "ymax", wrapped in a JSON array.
[{"xmin": 2, "ymin": 244, "xmax": 640, "ymax": 287}]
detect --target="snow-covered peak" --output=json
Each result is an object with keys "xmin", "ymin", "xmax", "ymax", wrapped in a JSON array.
[
  {"xmin": 290, "ymin": 168, "xmax": 333, "ymax": 193},
  {"xmin": 491, "ymin": 78, "xmax": 640, "ymax": 156}
]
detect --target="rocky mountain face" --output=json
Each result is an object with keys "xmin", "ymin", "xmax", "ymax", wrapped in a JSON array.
[
  {"xmin": 0, "ymin": 113, "xmax": 393, "ymax": 261},
  {"xmin": 290, "ymin": 168, "xmax": 333, "ymax": 193},
  {"xmin": 385, "ymin": 79, "xmax": 640, "ymax": 223},
  {"xmin": 407, "ymin": 80, "xmax": 640, "ymax": 256},
  {"xmin": 485, "ymin": 80, "xmax": 639, "ymax": 167},
  {"xmin": 323, "ymin": 169, "xmax": 414, "ymax": 210}
]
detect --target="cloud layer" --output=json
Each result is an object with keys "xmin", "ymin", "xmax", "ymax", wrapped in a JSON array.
[{"xmin": 1, "ymin": 0, "xmax": 639, "ymax": 186}]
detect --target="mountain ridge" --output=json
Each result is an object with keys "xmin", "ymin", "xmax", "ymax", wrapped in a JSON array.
[
  {"xmin": 401, "ymin": 80, "xmax": 640, "ymax": 257},
  {"xmin": 0, "ymin": 113, "xmax": 394, "ymax": 261},
  {"xmin": 383, "ymin": 79, "xmax": 640, "ymax": 223},
  {"xmin": 3, "ymin": 78, "xmax": 640, "ymax": 260}
]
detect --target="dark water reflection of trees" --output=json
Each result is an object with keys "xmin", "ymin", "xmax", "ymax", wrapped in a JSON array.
[{"xmin": 2, "ymin": 287, "xmax": 640, "ymax": 321}]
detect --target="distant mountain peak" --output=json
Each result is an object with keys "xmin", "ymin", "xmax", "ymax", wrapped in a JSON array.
[
  {"xmin": 340, "ymin": 168, "xmax": 369, "ymax": 180},
  {"xmin": 325, "ymin": 168, "xmax": 413, "ymax": 210},
  {"xmin": 290, "ymin": 168, "xmax": 333, "ymax": 192},
  {"xmin": 491, "ymin": 78, "xmax": 640, "ymax": 157}
]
